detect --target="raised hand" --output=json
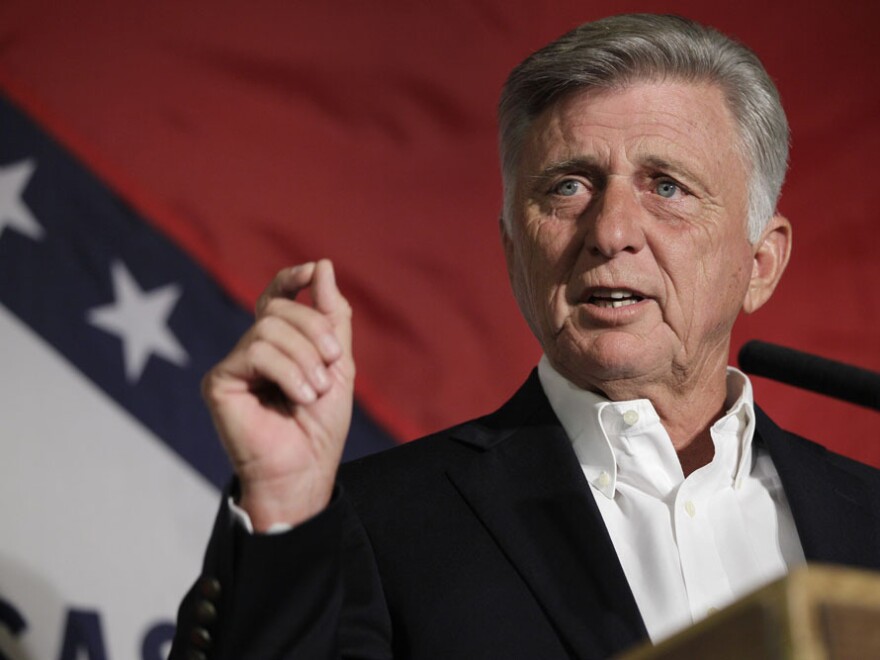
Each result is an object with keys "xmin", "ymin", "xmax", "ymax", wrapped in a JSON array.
[{"xmin": 202, "ymin": 260, "xmax": 355, "ymax": 531}]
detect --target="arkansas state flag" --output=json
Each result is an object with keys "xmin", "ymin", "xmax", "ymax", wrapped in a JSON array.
[
  {"xmin": 0, "ymin": 90, "xmax": 238, "ymax": 659},
  {"xmin": 0, "ymin": 93, "xmax": 392, "ymax": 657},
  {"xmin": 0, "ymin": 2, "xmax": 878, "ymax": 659}
]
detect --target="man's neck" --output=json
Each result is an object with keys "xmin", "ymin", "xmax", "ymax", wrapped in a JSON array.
[{"xmin": 557, "ymin": 357, "xmax": 731, "ymax": 474}]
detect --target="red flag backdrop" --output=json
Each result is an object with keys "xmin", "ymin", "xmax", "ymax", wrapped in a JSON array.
[{"xmin": 1, "ymin": 1, "xmax": 878, "ymax": 464}]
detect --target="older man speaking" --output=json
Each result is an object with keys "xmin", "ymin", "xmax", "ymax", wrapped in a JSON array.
[{"xmin": 172, "ymin": 14, "xmax": 880, "ymax": 659}]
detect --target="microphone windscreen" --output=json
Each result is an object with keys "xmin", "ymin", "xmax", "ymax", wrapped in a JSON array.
[{"xmin": 738, "ymin": 340, "xmax": 880, "ymax": 411}]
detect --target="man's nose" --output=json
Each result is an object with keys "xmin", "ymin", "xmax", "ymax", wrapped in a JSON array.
[{"xmin": 585, "ymin": 179, "xmax": 646, "ymax": 258}]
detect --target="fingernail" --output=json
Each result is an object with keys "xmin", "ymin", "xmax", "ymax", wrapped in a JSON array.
[
  {"xmin": 320, "ymin": 334, "xmax": 341, "ymax": 359},
  {"xmin": 313, "ymin": 365, "xmax": 329, "ymax": 390},
  {"xmin": 299, "ymin": 382, "xmax": 317, "ymax": 403}
]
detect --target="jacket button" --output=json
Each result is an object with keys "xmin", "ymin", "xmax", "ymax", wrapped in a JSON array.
[
  {"xmin": 190, "ymin": 627, "xmax": 212, "ymax": 650},
  {"xmin": 198, "ymin": 576, "xmax": 221, "ymax": 600},
  {"xmin": 194, "ymin": 599, "xmax": 217, "ymax": 624}
]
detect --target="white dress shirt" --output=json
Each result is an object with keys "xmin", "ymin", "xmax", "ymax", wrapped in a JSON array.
[{"xmin": 537, "ymin": 355, "xmax": 806, "ymax": 642}]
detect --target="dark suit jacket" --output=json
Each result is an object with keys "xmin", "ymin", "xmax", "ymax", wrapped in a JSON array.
[{"xmin": 172, "ymin": 371, "xmax": 880, "ymax": 659}]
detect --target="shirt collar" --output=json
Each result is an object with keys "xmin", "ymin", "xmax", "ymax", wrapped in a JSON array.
[{"xmin": 537, "ymin": 355, "xmax": 756, "ymax": 499}]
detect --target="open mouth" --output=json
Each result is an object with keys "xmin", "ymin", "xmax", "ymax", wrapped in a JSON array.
[{"xmin": 587, "ymin": 289, "xmax": 645, "ymax": 309}]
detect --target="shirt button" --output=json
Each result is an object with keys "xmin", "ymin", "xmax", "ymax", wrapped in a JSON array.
[
  {"xmin": 622, "ymin": 410, "xmax": 639, "ymax": 426},
  {"xmin": 684, "ymin": 501, "xmax": 697, "ymax": 517},
  {"xmin": 708, "ymin": 607, "xmax": 719, "ymax": 616},
  {"xmin": 595, "ymin": 471, "xmax": 611, "ymax": 488}
]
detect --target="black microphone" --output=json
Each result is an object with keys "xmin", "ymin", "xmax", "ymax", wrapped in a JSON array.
[{"xmin": 738, "ymin": 340, "xmax": 880, "ymax": 412}]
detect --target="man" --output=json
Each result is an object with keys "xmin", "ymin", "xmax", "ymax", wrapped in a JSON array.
[{"xmin": 172, "ymin": 14, "xmax": 880, "ymax": 659}]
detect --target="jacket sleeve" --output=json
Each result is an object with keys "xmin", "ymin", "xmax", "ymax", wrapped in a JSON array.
[{"xmin": 170, "ymin": 484, "xmax": 392, "ymax": 659}]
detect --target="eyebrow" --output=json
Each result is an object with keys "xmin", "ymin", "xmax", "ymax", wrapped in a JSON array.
[
  {"xmin": 641, "ymin": 156, "xmax": 708, "ymax": 192},
  {"xmin": 528, "ymin": 154, "xmax": 713, "ymax": 196},
  {"xmin": 529, "ymin": 157, "xmax": 605, "ymax": 185}
]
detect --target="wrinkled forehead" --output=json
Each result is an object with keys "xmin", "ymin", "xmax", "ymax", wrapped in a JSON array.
[{"xmin": 516, "ymin": 81, "xmax": 746, "ymax": 177}]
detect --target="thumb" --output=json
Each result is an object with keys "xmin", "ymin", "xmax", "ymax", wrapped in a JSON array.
[
  {"xmin": 311, "ymin": 259, "xmax": 344, "ymax": 315},
  {"xmin": 311, "ymin": 259, "xmax": 352, "ymax": 350}
]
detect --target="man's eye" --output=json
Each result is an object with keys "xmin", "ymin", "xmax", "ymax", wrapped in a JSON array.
[
  {"xmin": 553, "ymin": 180, "xmax": 583, "ymax": 197},
  {"xmin": 655, "ymin": 180, "xmax": 680, "ymax": 198}
]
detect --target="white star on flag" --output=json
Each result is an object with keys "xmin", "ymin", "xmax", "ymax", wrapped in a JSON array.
[
  {"xmin": 87, "ymin": 260, "xmax": 189, "ymax": 383},
  {"xmin": 0, "ymin": 158, "xmax": 45, "ymax": 241}
]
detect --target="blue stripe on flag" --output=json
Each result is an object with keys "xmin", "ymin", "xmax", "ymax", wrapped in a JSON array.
[{"xmin": 0, "ymin": 93, "xmax": 394, "ymax": 490}]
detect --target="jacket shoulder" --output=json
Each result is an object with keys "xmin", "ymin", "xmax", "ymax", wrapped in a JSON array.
[
  {"xmin": 338, "ymin": 369, "xmax": 554, "ymax": 511},
  {"xmin": 755, "ymin": 404, "xmax": 880, "ymax": 486}
]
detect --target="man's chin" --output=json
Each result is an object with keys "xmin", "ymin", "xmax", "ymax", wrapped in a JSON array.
[{"xmin": 548, "ymin": 333, "xmax": 665, "ymax": 389}]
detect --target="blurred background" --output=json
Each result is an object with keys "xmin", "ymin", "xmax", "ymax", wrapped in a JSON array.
[{"xmin": 1, "ymin": 2, "xmax": 877, "ymax": 657}]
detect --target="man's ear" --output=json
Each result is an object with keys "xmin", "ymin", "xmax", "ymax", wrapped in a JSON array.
[{"xmin": 743, "ymin": 214, "xmax": 792, "ymax": 314}]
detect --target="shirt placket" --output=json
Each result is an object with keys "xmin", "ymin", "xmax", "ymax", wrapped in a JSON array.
[{"xmin": 673, "ymin": 468, "xmax": 735, "ymax": 623}]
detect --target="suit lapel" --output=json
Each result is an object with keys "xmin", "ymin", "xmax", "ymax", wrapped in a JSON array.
[
  {"xmin": 447, "ymin": 373, "xmax": 647, "ymax": 659},
  {"xmin": 756, "ymin": 407, "xmax": 879, "ymax": 568},
  {"xmin": 442, "ymin": 377, "xmax": 880, "ymax": 656}
]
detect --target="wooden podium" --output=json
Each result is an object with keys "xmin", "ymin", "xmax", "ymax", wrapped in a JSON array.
[{"xmin": 618, "ymin": 565, "xmax": 880, "ymax": 660}]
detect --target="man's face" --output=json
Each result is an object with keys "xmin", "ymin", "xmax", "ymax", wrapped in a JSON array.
[{"xmin": 503, "ymin": 81, "xmax": 762, "ymax": 394}]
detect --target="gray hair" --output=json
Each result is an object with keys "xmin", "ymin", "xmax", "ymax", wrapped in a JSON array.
[{"xmin": 498, "ymin": 14, "xmax": 789, "ymax": 242}]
